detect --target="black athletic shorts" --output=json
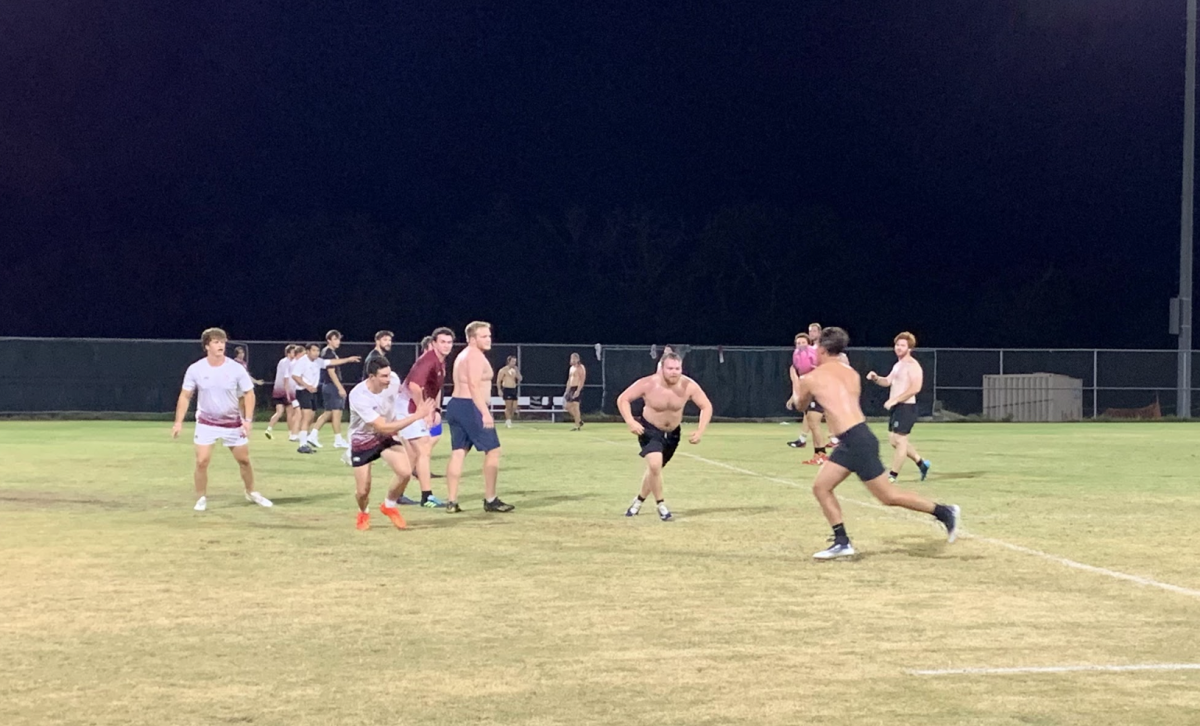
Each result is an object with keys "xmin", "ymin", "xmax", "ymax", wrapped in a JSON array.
[
  {"xmin": 828, "ymin": 422, "xmax": 886, "ymax": 482},
  {"xmin": 807, "ymin": 399, "xmax": 824, "ymax": 415},
  {"xmin": 272, "ymin": 394, "xmax": 288, "ymax": 407},
  {"xmin": 637, "ymin": 416, "xmax": 682, "ymax": 466},
  {"xmin": 889, "ymin": 403, "xmax": 919, "ymax": 436},
  {"xmin": 350, "ymin": 438, "xmax": 400, "ymax": 468},
  {"xmin": 565, "ymin": 390, "xmax": 581, "ymax": 404},
  {"xmin": 502, "ymin": 388, "xmax": 518, "ymax": 401},
  {"xmin": 295, "ymin": 389, "xmax": 318, "ymax": 411}
]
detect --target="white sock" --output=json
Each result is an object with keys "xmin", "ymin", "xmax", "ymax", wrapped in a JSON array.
[
  {"xmin": 310, "ymin": 428, "xmax": 319, "ymax": 438},
  {"xmin": 384, "ymin": 498, "xmax": 397, "ymax": 509},
  {"xmin": 299, "ymin": 431, "xmax": 308, "ymax": 446}
]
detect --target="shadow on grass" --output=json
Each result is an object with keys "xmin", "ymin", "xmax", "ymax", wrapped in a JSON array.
[
  {"xmin": 855, "ymin": 535, "xmax": 985, "ymax": 561},
  {"xmin": 269, "ymin": 491, "xmax": 347, "ymax": 506}
]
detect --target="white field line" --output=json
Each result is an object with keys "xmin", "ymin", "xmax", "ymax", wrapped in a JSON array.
[
  {"xmin": 908, "ymin": 663, "xmax": 1200, "ymax": 676},
  {"xmin": 586, "ymin": 434, "xmax": 1200, "ymax": 600}
]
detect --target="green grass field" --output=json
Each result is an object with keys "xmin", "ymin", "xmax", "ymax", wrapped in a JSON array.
[{"xmin": 2, "ymin": 420, "xmax": 1199, "ymax": 726}]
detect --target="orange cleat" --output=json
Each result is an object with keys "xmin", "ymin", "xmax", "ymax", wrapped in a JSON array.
[
  {"xmin": 356, "ymin": 512, "xmax": 370, "ymax": 531},
  {"xmin": 802, "ymin": 454, "xmax": 828, "ymax": 466},
  {"xmin": 379, "ymin": 504, "xmax": 407, "ymax": 530}
]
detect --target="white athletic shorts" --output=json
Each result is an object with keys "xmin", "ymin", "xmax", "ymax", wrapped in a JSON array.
[
  {"xmin": 393, "ymin": 390, "xmax": 431, "ymax": 440},
  {"xmin": 396, "ymin": 416, "xmax": 430, "ymax": 441},
  {"xmin": 194, "ymin": 423, "xmax": 249, "ymax": 448}
]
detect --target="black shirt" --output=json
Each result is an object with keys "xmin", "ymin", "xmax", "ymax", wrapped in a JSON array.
[
  {"xmin": 320, "ymin": 346, "xmax": 338, "ymax": 386},
  {"xmin": 361, "ymin": 347, "xmax": 387, "ymax": 381}
]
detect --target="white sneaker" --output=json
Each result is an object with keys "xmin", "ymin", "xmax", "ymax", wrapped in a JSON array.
[
  {"xmin": 657, "ymin": 503, "xmax": 672, "ymax": 522},
  {"xmin": 288, "ymin": 435, "xmax": 299, "ymax": 442},
  {"xmin": 813, "ymin": 541, "xmax": 855, "ymax": 560},
  {"xmin": 245, "ymin": 491, "xmax": 273, "ymax": 508},
  {"xmin": 946, "ymin": 504, "xmax": 961, "ymax": 544},
  {"xmin": 194, "ymin": 496, "xmax": 207, "ymax": 512},
  {"xmin": 506, "ymin": 420, "xmax": 512, "ymax": 428},
  {"xmin": 333, "ymin": 436, "xmax": 349, "ymax": 449},
  {"xmin": 341, "ymin": 450, "xmax": 352, "ymax": 466},
  {"xmin": 309, "ymin": 432, "xmax": 323, "ymax": 448}
]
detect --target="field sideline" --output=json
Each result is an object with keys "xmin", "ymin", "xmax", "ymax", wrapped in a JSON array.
[{"xmin": 2, "ymin": 421, "xmax": 1199, "ymax": 725}]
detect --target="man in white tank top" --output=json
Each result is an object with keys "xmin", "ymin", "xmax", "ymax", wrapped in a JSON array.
[
  {"xmin": 866, "ymin": 332, "xmax": 931, "ymax": 482},
  {"xmin": 172, "ymin": 328, "xmax": 273, "ymax": 512}
]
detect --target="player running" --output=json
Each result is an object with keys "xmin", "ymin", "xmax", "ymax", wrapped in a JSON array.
[
  {"xmin": 791, "ymin": 327, "xmax": 958, "ymax": 560},
  {"xmin": 616, "ymin": 352, "xmax": 713, "ymax": 521},
  {"xmin": 347, "ymin": 356, "xmax": 437, "ymax": 531},
  {"xmin": 866, "ymin": 332, "xmax": 931, "ymax": 482}
]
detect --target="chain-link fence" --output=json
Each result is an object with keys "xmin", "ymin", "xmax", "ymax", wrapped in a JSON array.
[{"xmin": 0, "ymin": 337, "xmax": 1194, "ymax": 418}]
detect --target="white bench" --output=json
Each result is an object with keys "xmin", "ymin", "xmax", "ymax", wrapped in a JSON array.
[
  {"xmin": 489, "ymin": 396, "xmax": 569, "ymax": 422},
  {"xmin": 439, "ymin": 395, "xmax": 570, "ymax": 422}
]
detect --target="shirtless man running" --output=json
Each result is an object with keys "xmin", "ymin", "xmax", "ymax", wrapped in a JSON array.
[
  {"xmin": 791, "ymin": 327, "xmax": 959, "ymax": 559},
  {"xmin": 443, "ymin": 321, "xmax": 514, "ymax": 514},
  {"xmin": 866, "ymin": 331, "xmax": 931, "ymax": 483},
  {"xmin": 616, "ymin": 352, "xmax": 713, "ymax": 521}
]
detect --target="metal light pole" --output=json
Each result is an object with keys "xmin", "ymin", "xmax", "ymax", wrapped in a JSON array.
[{"xmin": 1178, "ymin": 0, "xmax": 1196, "ymax": 418}]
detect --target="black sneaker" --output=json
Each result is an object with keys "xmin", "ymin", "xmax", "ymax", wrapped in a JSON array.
[
  {"xmin": 297, "ymin": 445, "xmax": 314, "ymax": 454},
  {"xmin": 483, "ymin": 497, "xmax": 515, "ymax": 512},
  {"xmin": 786, "ymin": 439, "xmax": 807, "ymax": 449},
  {"xmin": 445, "ymin": 501, "xmax": 462, "ymax": 513}
]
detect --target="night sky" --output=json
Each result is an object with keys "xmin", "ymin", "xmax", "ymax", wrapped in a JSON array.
[{"xmin": 0, "ymin": 1, "xmax": 1190, "ymax": 348}]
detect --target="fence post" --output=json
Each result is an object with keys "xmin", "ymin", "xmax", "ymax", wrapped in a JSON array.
[
  {"xmin": 932, "ymin": 348, "xmax": 938, "ymax": 413},
  {"xmin": 601, "ymin": 345, "xmax": 607, "ymax": 414},
  {"xmin": 1092, "ymin": 349, "xmax": 1098, "ymax": 419},
  {"xmin": 517, "ymin": 344, "xmax": 523, "ymax": 402},
  {"xmin": 999, "ymin": 349, "xmax": 1005, "ymax": 376}
]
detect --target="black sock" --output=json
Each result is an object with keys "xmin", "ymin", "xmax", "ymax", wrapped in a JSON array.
[
  {"xmin": 932, "ymin": 504, "xmax": 953, "ymax": 524},
  {"xmin": 637, "ymin": 495, "xmax": 646, "ymax": 502},
  {"xmin": 832, "ymin": 523, "xmax": 849, "ymax": 544},
  {"xmin": 889, "ymin": 470, "xmax": 898, "ymax": 479},
  {"xmin": 421, "ymin": 491, "xmax": 432, "ymax": 503},
  {"xmin": 815, "ymin": 447, "xmax": 827, "ymax": 455},
  {"xmin": 656, "ymin": 498, "xmax": 664, "ymax": 505}
]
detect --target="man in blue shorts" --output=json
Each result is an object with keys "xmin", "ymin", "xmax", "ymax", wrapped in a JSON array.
[{"xmin": 443, "ymin": 321, "xmax": 513, "ymax": 514}]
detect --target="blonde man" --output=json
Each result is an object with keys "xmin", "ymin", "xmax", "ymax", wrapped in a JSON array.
[{"xmin": 444, "ymin": 321, "xmax": 514, "ymax": 513}]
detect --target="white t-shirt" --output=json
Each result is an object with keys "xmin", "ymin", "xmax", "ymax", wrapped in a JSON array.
[
  {"xmin": 889, "ymin": 358, "xmax": 919, "ymax": 404},
  {"xmin": 273, "ymin": 357, "xmax": 290, "ymax": 394},
  {"xmin": 292, "ymin": 355, "xmax": 329, "ymax": 389},
  {"xmin": 182, "ymin": 357, "xmax": 254, "ymax": 427},
  {"xmin": 348, "ymin": 379, "xmax": 397, "ymax": 451}
]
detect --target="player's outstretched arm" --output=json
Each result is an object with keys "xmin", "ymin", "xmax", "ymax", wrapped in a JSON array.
[
  {"xmin": 171, "ymin": 389, "xmax": 194, "ymax": 437},
  {"xmin": 328, "ymin": 355, "xmax": 361, "ymax": 367},
  {"xmin": 616, "ymin": 378, "xmax": 649, "ymax": 434},
  {"xmin": 688, "ymin": 382, "xmax": 713, "ymax": 444},
  {"xmin": 790, "ymin": 375, "xmax": 814, "ymax": 412}
]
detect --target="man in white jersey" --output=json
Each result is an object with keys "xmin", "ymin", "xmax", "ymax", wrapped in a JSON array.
[
  {"xmin": 265, "ymin": 344, "xmax": 297, "ymax": 439},
  {"xmin": 347, "ymin": 356, "xmax": 438, "ymax": 530},
  {"xmin": 172, "ymin": 328, "xmax": 273, "ymax": 512},
  {"xmin": 866, "ymin": 331, "xmax": 931, "ymax": 482},
  {"xmin": 443, "ymin": 321, "xmax": 514, "ymax": 514},
  {"xmin": 564, "ymin": 352, "xmax": 586, "ymax": 430},
  {"xmin": 292, "ymin": 342, "xmax": 360, "ymax": 454}
]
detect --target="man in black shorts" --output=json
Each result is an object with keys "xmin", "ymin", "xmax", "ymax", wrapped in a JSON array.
[
  {"xmin": 616, "ymin": 353, "xmax": 713, "ymax": 522},
  {"xmin": 867, "ymin": 331, "xmax": 932, "ymax": 482},
  {"xmin": 791, "ymin": 327, "xmax": 959, "ymax": 560},
  {"xmin": 495, "ymin": 356, "xmax": 521, "ymax": 428}
]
